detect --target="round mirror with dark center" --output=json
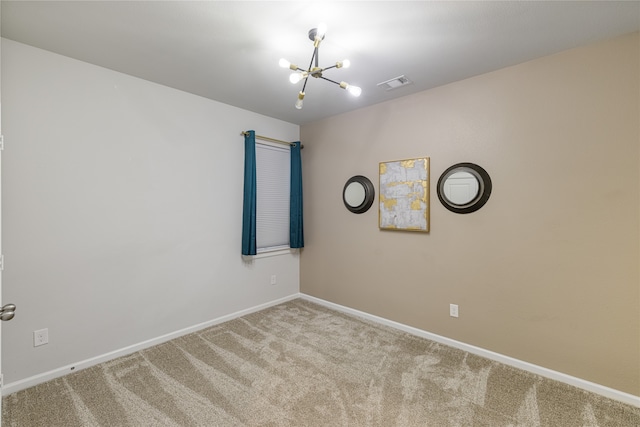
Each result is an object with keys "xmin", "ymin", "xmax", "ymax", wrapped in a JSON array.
[
  {"xmin": 343, "ymin": 175, "xmax": 375, "ymax": 214},
  {"xmin": 437, "ymin": 163, "xmax": 492, "ymax": 214}
]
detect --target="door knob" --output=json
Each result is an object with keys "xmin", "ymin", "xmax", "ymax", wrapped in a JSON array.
[{"xmin": 0, "ymin": 303, "xmax": 16, "ymax": 321}]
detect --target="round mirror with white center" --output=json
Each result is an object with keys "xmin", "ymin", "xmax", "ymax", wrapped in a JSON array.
[
  {"xmin": 437, "ymin": 163, "xmax": 492, "ymax": 214},
  {"xmin": 443, "ymin": 171, "xmax": 479, "ymax": 205},
  {"xmin": 343, "ymin": 175, "xmax": 375, "ymax": 214},
  {"xmin": 344, "ymin": 182, "xmax": 366, "ymax": 207}
]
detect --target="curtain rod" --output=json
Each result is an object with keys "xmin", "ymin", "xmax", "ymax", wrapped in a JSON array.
[{"xmin": 241, "ymin": 131, "xmax": 303, "ymax": 148}]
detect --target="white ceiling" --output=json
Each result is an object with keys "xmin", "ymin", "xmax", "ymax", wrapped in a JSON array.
[{"xmin": 2, "ymin": 1, "xmax": 639, "ymax": 125}]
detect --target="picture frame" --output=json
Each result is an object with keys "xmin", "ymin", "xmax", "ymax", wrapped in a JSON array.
[{"xmin": 379, "ymin": 157, "xmax": 430, "ymax": 232}]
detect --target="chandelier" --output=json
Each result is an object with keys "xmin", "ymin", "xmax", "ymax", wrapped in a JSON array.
[{"xmin": 279, "ymin": 24, "xmax": 362, "ymax": 110}]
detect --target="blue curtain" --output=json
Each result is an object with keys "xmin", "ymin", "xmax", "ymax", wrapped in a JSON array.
[
  {"xmin": 241, "ymin": 131, "xmax": 257, "ymax": 255},
  {"xmin": 290, "ymin": 141, "xmax": 304, "ymax": 248}
]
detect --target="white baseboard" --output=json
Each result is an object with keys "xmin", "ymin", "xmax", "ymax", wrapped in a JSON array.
[
  {"xmin": 300, "ymin": 294, "xmax": 640, "ymax": 408},
  {"xmin": 2, "ymin": 293, "xmax": 300, "ymax": 396}
]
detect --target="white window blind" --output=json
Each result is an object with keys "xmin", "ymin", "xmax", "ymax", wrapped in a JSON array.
[{"xmin": 255, "ymin": 142, "xmax": 290, "ymax": 251}]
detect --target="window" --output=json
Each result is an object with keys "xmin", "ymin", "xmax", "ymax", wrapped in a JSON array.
[
  {"xmin": 255, "ymin": 142, "xmax": 290, "ymax": 252},
  {"xmin": 241, "ymin": 131, "xmax": 302, "ymax": 257}
]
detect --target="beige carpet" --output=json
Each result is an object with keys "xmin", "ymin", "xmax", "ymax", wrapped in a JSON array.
[{"xmin": 3, "ymin": 299, "xmax": 639, "ymax": 426}]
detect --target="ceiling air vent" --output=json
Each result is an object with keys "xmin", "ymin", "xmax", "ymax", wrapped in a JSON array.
[{"xmin": 377, "ymin": 75, "xmax": 413, "ymax": 91}]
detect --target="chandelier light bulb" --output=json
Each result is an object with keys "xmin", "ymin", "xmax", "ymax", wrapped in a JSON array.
[
  {"xmin": 340, "ymin": 81, "xmax": 362, "ymax": 97},
  {"xmin": 295, "ymin": 91, "xmax": 305, "ymax": 109},
  {"xmin": 347, "ymin": 85, "xmax": 362, "ymax": 97},
  {"xmin": 289, "ymin": 72, "xmax": 303, "ymax": 84},
  {"xmin": 341, "ymin": 59, "xmax": 351, "ymax": 68},
  {"xmin": 279, "ymin": 58, "xmax": 291, "ymax": 68}
]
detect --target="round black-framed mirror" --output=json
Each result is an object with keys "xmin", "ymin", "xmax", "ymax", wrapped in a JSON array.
[
  {"xmin": 437, "ymin": 163, "xmax": 492, "ymax": 214},
  {"xmin": 343, "ymin": 175, "xmax": 375, "ymax": 214}
]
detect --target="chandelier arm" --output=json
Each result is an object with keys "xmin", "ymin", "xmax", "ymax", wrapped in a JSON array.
[
  {"xmin": 322, "ymin": 65, "xmax": 337, "ymax": 72},
  {"xmin": 306, "ymin": 48, "xmax": 317, "ymax": 73},
  {"xmin": 301, "ymin": 76, "xmax": 310, "ymax": 93}
]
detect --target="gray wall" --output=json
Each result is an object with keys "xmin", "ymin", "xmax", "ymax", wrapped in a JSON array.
[{"xmin": 1, "ymin": 39, "xmax": 300, "ymax": 386}]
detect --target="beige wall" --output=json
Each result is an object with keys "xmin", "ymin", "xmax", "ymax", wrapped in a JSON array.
[{"xmin": 300, "ymin": 32, "xmax": 639, "ymax": 396}]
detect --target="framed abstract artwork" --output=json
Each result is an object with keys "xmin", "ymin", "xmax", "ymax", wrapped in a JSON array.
[{"xmin": 379, "ymin": 157, "xmax": 430, "ymax": 232}]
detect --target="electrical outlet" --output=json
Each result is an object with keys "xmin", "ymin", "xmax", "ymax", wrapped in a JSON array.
[
  {"xmin": 34, "ymin": 328, "xmax": 49, "ymax": 347},
  {"xmin": 270, "ymin": 275, "xmax": 277, "ymax": 285},
  {"xmin": 450, "ymin": 304, "xmax": 459, "ymax": 318}
]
